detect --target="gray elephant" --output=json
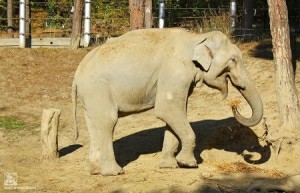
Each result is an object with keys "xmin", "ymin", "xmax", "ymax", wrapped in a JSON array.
[{"xmin": 72, "ymin": 28, "xmax": 263, "ymax": 176}]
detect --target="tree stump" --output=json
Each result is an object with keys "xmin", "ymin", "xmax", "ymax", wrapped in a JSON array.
[{"xmin": 41, "ymin": 108, "xmax": 61, "ymax": 160}]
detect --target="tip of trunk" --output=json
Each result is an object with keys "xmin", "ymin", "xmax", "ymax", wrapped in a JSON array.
[{"xmin": 232, "ymin": 101, "xmax": 263, "ymax": 127}]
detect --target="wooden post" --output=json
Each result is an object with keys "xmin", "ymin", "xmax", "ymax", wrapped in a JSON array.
[{"xmin": 41, "ymin": 108, "xmax": 61, "ymax": 160}]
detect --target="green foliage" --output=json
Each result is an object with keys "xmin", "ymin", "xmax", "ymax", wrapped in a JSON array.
[
  {"xmin": 151, "ymin": 0, "xmax": 230, "ymax": 33},
  {"xmin": 0, "ymin": 116, "xmax": 38, "ymax": 132},
  {"xmin": 153, "ymin": 0, "xmax": 229, "ymax": 9},
  {"xmin": 0, "ymin": 0, "xmax": 5, "ymax": 10},
  {"xmin": 0, "ymin": 0, "xmax": 298, "ymax": 38},
  {"xmin": 44, "ymin": 0, "xmax": 73, "ymax": 29},
  {"xmin": 91, "ymin": 0, "xmax": 129, "ymax": 37},
  {"xmin": 31, "ymin": 0, "xmax": 130, "ymax": 36}
]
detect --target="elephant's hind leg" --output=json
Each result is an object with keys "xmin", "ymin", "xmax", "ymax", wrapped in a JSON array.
[{"xmin": 81, "ymin": 84, "xmax": 123, "ymax": 176}]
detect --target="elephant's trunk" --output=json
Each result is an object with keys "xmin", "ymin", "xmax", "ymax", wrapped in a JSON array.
[{"xmin": 232, "ymin": 79, "xmax": 263, "ymax": 127}]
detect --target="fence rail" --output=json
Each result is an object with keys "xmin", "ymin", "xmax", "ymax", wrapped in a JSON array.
[{"xmin": 0, "ymin": 1, "xmax": 299, "ymax": 47}]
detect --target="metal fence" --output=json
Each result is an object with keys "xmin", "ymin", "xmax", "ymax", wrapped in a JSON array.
[
  {"xmin": 0, "ymin": 1, "xmax": 130, "ymax": 39},
  {"xmin": 0, "ymin": 1, "xmax": 299, "ymax": 47}
]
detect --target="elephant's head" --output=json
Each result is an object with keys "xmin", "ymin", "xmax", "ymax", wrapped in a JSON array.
[{"xmin": 192, "ymin": 31, "xmax": 263, "ymax": 127}]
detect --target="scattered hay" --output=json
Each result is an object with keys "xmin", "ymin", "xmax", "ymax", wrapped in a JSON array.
[
  {"xmin": 228, "ymin": 98, "xmax": 241, "ymax": 110},
  {"xmin": 215, "ymin": 162, "xmax": 284, "ymax": 177}
]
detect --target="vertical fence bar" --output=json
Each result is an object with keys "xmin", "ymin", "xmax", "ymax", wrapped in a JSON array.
[
  {"xmin": 84, "ymin": 0, "xmax": 91, "ymax": 47},
  {"xmin": 19, "ymin": 0, "xmax": 26, "ymax": 48},
  {"xmin": 25, "ymin": 0, "xmax": 31, "ymax": 47},
  {"xmin": 230, "ymin": 0, "xmax": 237, "ymax": 33},
  {"xmin": 158, "ymin": 0, "xmax": 165, "ymax": 28}
]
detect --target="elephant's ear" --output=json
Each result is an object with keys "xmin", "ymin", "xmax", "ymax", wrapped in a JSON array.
[{"xmin": 192, "ymin": 39, "xmax": 213, "ymax": 71}]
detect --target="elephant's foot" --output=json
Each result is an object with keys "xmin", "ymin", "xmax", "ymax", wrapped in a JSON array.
[
  {"xmin": 101, "ymin": 164, "xmax": 124, "ymax": 176},
  {"xmin": 176, "ymin": 152, "xmax": 198, "ymax": 168},
  {"xmin": 159, "ymin": 156, "xmax": 179, "ymax": 169},
  {"xmin": 89, "ymin": 162, "xmax": 102, "ymax": 175},
  {"xmin": 89, "ymin": 162, "xmax": 124, "ymax": 176}
]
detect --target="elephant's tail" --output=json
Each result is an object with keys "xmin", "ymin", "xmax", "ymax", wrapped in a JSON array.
[{"xmin": 72, "ymin": 80, "xmax": 79, "ymax": 141}]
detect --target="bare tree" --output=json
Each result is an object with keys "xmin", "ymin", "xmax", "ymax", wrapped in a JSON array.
[
  {"xmin": 7, "ymin": 0, "xmax": 14, "ymax": 38},
  {"xmin": 70, "ymin": 0, "xmax": 84, "ymax": 49},
  {"xmin": 267, "ymin": 0, "xmax": 300, "ymax": 131},
  {"xmin": 129, "ymin": 0, "xmax": 145, "ymax": 30}
]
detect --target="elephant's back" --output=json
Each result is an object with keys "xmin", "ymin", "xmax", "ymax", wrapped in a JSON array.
[
  {"xmin": 79, "ymin": 32, "xmax": 167, "ymax": 70},
  {"xmin": 73, "ymin": 46, "xmax": 102, "ymax": 79},
  {"xmin": 74, "ymin": 28, "xmax": 192, "ymax": 80}
]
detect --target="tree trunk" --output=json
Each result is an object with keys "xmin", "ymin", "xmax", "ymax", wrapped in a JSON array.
[
  {"xmin": 70, "ymin": 0, "xmax": 84, "ymax": 49},
  {"xmin": 129, "ymin": 0, "xmax": 145, "ymax": 30},
  {"xmin": 7, "ymin": 0, "xmax": 14, "ymax": 38},
  {"xmin": 267, "ymin": 0, "xmax": 300, "ymax": 131},
  {"xmin": 144, "ymin": 0, "xmax": 152, "ymax": 28}
]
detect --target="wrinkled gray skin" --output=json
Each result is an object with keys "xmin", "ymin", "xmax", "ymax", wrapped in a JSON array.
[{"xmin": 72, "ymin": 28, "xmax": 263, "ymax": 176}]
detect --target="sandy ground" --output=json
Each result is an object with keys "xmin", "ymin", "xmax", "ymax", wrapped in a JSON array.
[{"xmin": 0, "ymin": 40, "xmax": 299, "ymax": 192}]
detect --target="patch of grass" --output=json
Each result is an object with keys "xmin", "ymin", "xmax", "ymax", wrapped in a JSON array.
[{"xmin": 0, "ymin": 115, "xmax": 38, "ymax": 132}]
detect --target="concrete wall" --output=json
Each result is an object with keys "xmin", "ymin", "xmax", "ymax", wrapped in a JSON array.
[{"xmin": 0, "ymin": 38, "xmax": 72, "ymax": 48}]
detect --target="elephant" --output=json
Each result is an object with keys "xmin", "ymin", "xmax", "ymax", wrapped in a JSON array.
[{"xmin": 72, "ymin": 28, "xmax": 263, "ymax": 176}]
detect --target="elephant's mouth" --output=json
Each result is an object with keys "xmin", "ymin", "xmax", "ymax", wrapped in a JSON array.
[
  {"xmin": 218, "ymin": 69, "xmax": 243, "ymax": 89},
  {"xmin": 220, "ymin": 72, "xmax": 263, "ymax": 127},
  {"xmin": 213, "ymin": 73, "xmax": 229, "ymax": 100},
  {"xmin": 227, "ymin": 75, "xmax": 246, "ymax": 90},
  {"xmin": 216, "ymin": 72, "xmax": 246, "ymax": 100}
]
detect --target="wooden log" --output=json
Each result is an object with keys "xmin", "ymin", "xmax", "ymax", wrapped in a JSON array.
[{"xmin": 41, "ymin": 108, "xmax": 61, "ymax": 160}]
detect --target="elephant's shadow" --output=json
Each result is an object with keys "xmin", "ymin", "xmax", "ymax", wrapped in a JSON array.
[{"xmin": 114, "ymin": 117, "xmax": 271, "ymax": 167}]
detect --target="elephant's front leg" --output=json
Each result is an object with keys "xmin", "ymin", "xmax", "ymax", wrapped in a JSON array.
[
  {"xmin": 155, "ymin": 109, "xmax": 197, "ymax": 167},
  {"xmin": 159, "ymin": 126, "xmax": 180, "ymax": 168},
  {"xmin": 155, "ymin": 66, "xmax": 198, "ymax": 168}
]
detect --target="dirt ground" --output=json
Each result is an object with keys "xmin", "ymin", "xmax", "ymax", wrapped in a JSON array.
[{"xmin": 0, "ymin": 40, "xmax": 299, "ymax": 192}]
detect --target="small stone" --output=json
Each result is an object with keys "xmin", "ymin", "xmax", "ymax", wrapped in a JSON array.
[{"xmin": 201, "ymin": 172, "xmax": 212, "ymax": 179}]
